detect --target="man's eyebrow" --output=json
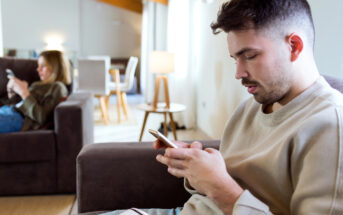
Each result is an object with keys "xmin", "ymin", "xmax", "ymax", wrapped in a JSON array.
[{"xmin": 230, "ymin": 48, "xmax": 255, "ymax": 58}]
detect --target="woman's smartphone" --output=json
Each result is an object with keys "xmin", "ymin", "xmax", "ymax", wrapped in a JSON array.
[
  {"xmin": 148, "ymin": 129, "xmax": 178, "ymax": 148},
  {"xmin": 6, "ymin": 69, "xmax": 15, "ymax": 77}
]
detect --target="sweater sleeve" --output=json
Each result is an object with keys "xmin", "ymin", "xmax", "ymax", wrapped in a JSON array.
[
  {"xmin": 232, "ymin": 190, "xmax": 273, "ymax": 214},
  {"xmin": 234, "ymin": 107, "xmax": 343, "ymax": 214},
  {"xmin": 18, "ymin": 82, "xmax": 68, "ymax": 125},
  {"xmin": 180, "ymin": 194, "xmax": 225, "ymax": 215},
  {"xmin": 288, "ymin": 107, "xmax": 343, "ymax": 214},
  {"xmin": 180, "ymin": 107, "xmax": 343, "ymax": 215}
]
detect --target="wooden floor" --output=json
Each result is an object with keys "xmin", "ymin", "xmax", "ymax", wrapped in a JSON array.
[
  {"xmin": 94, "ymin": 94, "xmax": 212, "ymax": 143},
  {"xmin": 0, "ymin": 195, "xmax": 75, "ymax": 215}
]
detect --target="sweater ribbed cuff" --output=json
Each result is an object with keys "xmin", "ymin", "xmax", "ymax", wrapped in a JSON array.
[{"xmin": 233, "ymin": 190, "xmax": 271, "ymax": 214}]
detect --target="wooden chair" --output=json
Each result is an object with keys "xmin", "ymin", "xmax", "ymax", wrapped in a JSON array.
[
  {"xmin": 77, "ymin": 56, "xmax": 111, "ymax": 125},
  {"xmin": 106, "ymin": 56, "xmax": 138, "ymax": 123}
]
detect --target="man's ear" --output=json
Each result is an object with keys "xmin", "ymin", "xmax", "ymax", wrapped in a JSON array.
[{"xmin": 287, "ymin": 33, "xmax": 303, "ymax": 62}]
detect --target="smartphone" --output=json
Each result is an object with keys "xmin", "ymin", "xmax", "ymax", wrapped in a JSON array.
[
  {"xmin": 148, "ymin": 129, "xmax": 178, "ymax": 148},
  {"xmin": 6, "ymin": 69, "xmax": 15, "ymax": 77}
]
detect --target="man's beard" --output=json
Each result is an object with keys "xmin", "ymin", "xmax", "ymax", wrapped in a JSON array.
[{"xmin": 242, "ymin": 78, "xmax": 288, "ymax": 105}]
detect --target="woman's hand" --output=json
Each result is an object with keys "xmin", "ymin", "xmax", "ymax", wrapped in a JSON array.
[
  {"xmin": 6, "ymin": 77, "xmax": 15, "ymax": 98},
  {"xmin": 7, "ymin": 76, "xmax": 30, "ymax": 99}
]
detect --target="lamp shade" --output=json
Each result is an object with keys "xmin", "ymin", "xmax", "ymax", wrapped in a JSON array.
[{"xmin": 149, "ymin": 51, "xmax": 174, "ymax": 74}]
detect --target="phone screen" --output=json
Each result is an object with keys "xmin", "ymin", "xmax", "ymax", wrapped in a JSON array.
[
  {"xmin": 6, "ymin": 69, "xmax": 15, "ymax": 77},
  {"xmin": 148, "ymin": 129, "xmax": 178, "ymax": 148}
]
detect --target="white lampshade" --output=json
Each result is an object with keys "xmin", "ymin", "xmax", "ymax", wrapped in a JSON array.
[{"xmin": 149, "ymin": 51, "xmax": 174, "ymax": 74}]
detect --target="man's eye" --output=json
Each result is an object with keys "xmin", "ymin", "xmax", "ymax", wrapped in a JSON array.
[{"xmin": 245, "ymin": 54, "xmax": 257, "ymax": 60}]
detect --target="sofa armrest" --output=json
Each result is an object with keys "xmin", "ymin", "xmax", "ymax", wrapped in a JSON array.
[
  {"xmin": 55, "ymin": 91, "xmax": 94, "ymax": 193},
  {"xmin": 77, "ymin": 140, "xmax": 220, "ymax": 213}
]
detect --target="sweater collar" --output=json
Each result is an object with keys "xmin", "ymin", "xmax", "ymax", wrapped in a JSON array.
[{"xmin": 256, "ymin": 76, "xmax": 328, "ymax": 125}]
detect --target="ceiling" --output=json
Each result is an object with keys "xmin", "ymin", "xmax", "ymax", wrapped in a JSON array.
[{"xmin": 97, "ymin": 0, "xmax": 168, "ymax": 14}]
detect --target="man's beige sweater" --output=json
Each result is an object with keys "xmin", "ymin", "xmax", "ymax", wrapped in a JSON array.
[{"xmin": 181, "ymin": 77, "xmax": 343, "ymax": 215}]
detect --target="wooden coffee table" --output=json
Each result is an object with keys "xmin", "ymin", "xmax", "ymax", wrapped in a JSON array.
[{"xmin": 137, "ymin": 102, "xmax": 186, "ymax": 141}]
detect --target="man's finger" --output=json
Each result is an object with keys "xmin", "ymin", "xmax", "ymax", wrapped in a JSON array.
[
  {"xmin": 153, "ymin": 140, "xmax": 167, "ymax": 149},
  {"xmin": 167, "ymin": 167, "xmax": 186, "ymax": 178},
  {"xmin": 165, "ymin": 148, "xmax": 195, "ymax": 160},
  {"xmin": 204, "ymin": 148, "xmax": 220, "ymax": 155},
  {"xmin": 156, "ymin": 154, "xmax": 168, "ymax": 165},
  {"xmin": 156, "ymin": 154, "xmax": 186, "ymax": 169},
  {"xmin": 174, "ymin": 141, "xmax": 191, "ymax": 148},
  {"xmin": 190, "ymin": 141, "xmax": 203, "ymax": 149}
]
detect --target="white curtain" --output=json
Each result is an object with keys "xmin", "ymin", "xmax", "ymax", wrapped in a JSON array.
[
  {"xmin": 141, "ymin": 0, "xmax": 203, "ymax": 129},
  {"xmin": 140, "ymin": 0, "xmax": 168, "ymax": 103},
  {"xmin": 0, "ymin": 0, "xmax": 4, "ymax": 57},
  {"xmin": 167, "ymin": 0, "xmax": 201, "ymax": 129}
]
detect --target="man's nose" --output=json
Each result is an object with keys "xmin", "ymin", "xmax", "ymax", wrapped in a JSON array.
[{"xmin": 235, "ymin": 61, "xmax": 248, "ymax": 80}]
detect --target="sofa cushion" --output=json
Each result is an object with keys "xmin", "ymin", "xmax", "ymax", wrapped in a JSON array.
[
  {"xmin": 0, "ymin": 130, "xmax": 55, "ymax": 163},
  {"xmin": 323, "ymin": 75, "xmax": 343, "ymax": 94}
]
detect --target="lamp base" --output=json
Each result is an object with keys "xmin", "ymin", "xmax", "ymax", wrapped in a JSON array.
[{"xmin": 152, "ymin": 75, "xmax": 170, "ymax": 109}]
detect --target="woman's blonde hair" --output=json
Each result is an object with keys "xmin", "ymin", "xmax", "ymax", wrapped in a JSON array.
[{"xmin": 39, "ymin": 50, "xmax": 71, "ymax": 85}]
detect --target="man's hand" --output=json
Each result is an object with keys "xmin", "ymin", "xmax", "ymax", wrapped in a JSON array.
[
  {"xmin": 153, "ymin": 139, "xmax": 201, "ymax": 150},
  {"xmin": 7, "ymin": 76, "xmax": 30, "ymax": 99},
  {"xmin": 155, "ymin": 141, "xmax": 243, "ymax": 214}
]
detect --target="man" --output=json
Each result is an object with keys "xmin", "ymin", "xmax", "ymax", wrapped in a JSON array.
[{"xmin": 154, "ymin": 0, "xmax": 343, "ymax": 214}]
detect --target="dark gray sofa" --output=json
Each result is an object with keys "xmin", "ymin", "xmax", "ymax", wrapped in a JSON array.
[
  {"xmin": 77, "ymin": 141, "xmax": 220, "ymax": 214},
  {"xmin": 0, "ymin": 57, "xmax": 94, "ymax": 195}
]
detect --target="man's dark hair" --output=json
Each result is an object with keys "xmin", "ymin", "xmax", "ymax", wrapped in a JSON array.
[{"xmin": 211, "ymin": 0, "xmax": 315, "ymax": 47}]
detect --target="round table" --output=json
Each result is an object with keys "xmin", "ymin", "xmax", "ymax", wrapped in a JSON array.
[{"xmin": 137, "ymin": 103, "xmax": 186, "ymax": 141}]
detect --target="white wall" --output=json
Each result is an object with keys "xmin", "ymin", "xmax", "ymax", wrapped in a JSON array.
[
  {"xmin": 80, "ymin": 0, "xmax": 142, "ymax": 58},
  {"xmin": 1, "ymin": 0, "xmax": 142, "ymax": 59},
  {"xmin": 0, "ymin": 0, "xmax": 3, "ymax": 56},
  {"xmin": 196, "ymin": 0, "xmax": 343, "ymax": 139},
  {"xmin": 309, "ymin": 0, "xmax": 343, "ymax": 77},
  {"xmin": 195, "ymin": 0, "xmax": 248, "ymax": 139},
  {"xmin": 1, "ymin": 0, "xmax": 79, "ymax": 52}
]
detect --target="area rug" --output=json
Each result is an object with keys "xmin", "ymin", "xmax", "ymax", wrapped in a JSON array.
[
  {"xmin": 0, "ymin": 194, "xmax": 75, "ymax": 215},
  {"xmin": 94, "ymin": 103, "xmax": 137, "ymax": 126}
]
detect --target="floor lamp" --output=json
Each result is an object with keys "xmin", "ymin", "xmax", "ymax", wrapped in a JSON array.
[{"xmin": 149, "ymin": 51, "xmax": 174, "ymax": 109}]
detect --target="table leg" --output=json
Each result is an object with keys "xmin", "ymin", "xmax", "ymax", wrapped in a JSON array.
[
  {"xmin": 139, "ymin": 112, "xmax": 150, "ymax": 141},
  {"xmin": 169, "ymin": 113, "xmax": 177, "ymax": 140},
  {"xmin": 163, "ymin": 112, "xmax": 168, "ymax": 136}
]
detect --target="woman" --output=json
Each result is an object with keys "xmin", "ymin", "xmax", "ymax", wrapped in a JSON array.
[{"xmin": 0, "ymin": 50, "xmax": 71, "ymax": 133}]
